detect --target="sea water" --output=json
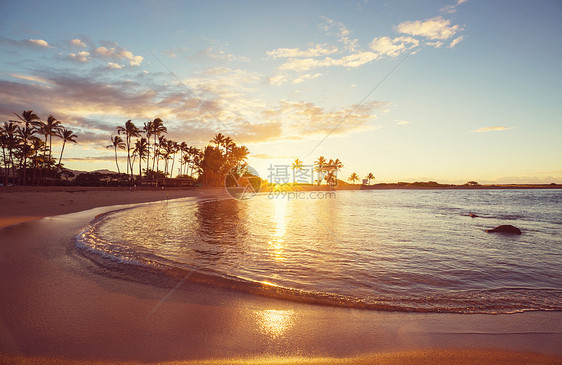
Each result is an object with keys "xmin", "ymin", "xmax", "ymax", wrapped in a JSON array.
[{"xmin": 77, "ymin": 189, "xmax": 562, "ymax": 314}]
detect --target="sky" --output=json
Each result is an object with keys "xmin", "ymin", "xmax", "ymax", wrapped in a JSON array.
[{"xmin": 1, "ymin": 0, "xmax": 561, "ymax": 184}]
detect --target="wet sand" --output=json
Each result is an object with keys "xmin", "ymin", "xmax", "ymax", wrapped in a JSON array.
[
  {"xmin": 0, "ymin": 189, "xmax": 561, "ymax": 364},
  {"xmin": 0, "ymin": 186, "xmax": 224, "ymax": 229}
]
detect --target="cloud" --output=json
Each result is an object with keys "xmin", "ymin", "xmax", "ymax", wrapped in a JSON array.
[
  {"xmin": 107, "ymin": 62, "xmax": 123, "ymax": 69},
  {"xmin": 426, "ymin": 41, "xmax": 444, "ymax": 48},
  {"xmin": 271, "ymin": 100, "xmax": 386, "ymax": 139},
  {"xmin": 0, "ymin": 58, "xmax": 386, "ymax": 149},
  {"xmin": 250, "ymin": 153, "xmax": 278, "ymax": 159},
  {"xmin": 68, "ymin": 51, "xmax": 90, "ymax": 63},
  {"xmin": 293, "ymin": 73, "xmax": 322, "ymax": 84},
  {"xmin": 0, "ymin": 37, "xmax": 52, "ymax": 50},
  {"xmin": 321, "ymin": 17, "xmax": 359, "ymax": 52},
  {"xmin": 269, "ymin": 74, "xmax": 288, "ymax": 86},
  {"xmin": 333, "ymin": 51, "xmax": 379, "ymax": 68},
  {"xmin": 369, "ymin": 36, "xmax": 419, "ymax": 57},
  {"xmin": 395, "ymin": 16, "xmax": 460, "ymax": 40},
  {"xmin": 448, "ymin": 36, "xmax": 464, "ymax": 48},
  {"xmin": 267, "ymin": 44, "xmax": 338, "ymax": 59},
  {"xmin": 70, "ymin": 39, "xmax": 86, "ymax": 48},
  {"xmin": 64, "ymin": 155, "xmax": 115, "ymax": 162},
  {"xmin": 166, "ymin": 44, "xmax": 247, "ymax": 63},
  {"xmin": 236, "ymin": 121, "xmax": 283, "ymax": 143},
  {"xmin": 10, "ymin": 73, "xmax": 52, "ymax": 85},
  {"xmin": 279, "ymin": 58, "xmax": 324, "ymax": 72},
  {"xmin": 271, "ymin": 18, "xmax": 435, "ymax": 73},
  {"xmin": 472, "ymin": 126, "xmax": 513, "ymax": 133},
  {"xmin": 0, "ymin": 75, "xmax": 159, "ymax": 123},
  {"xmin": 279, "ymin": 52, "xmax": 379, "ymax": 72},
  {"xmin": 441, "ymin": 0, "xmax": 468, "ymax": 14},
  {"xmin": 396, "ymin": 120, "xmax": 410, "ymax": 125},
  {"xmin": 28, "ymin": 39, "xmax": 50, "ymax": 47},
  {"xmin": 95, "ymin": 45, "xmax": 143, "ymax": 66},
  {"xmin": 188, "ymin": 47, "xmax": 246, "ymax": 62}
]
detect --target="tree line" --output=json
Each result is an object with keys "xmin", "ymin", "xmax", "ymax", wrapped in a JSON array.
[
  {"xmin": 0, "ymin": 110, "xmax": 77, "ymax": 186},
  {"xmin": 110, "ymin": 118, "xmax": 251, "ymax": 187}
]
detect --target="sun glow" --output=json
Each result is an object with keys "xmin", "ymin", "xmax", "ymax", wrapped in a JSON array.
[
  {"xmin": 268, "ymin": 197, "xmax": 288, "ymax": 260},
  {"xmin": 254, "ymin": 309, "xmax": 296, "ymax": 339}
]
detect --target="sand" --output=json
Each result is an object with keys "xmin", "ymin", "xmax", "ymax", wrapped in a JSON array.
[
  {"xmin": 0, "ymin": 187, "xmax": 561, "ymax": 364},
  {"xmin": 0, "ymin": 186, "xmax": 226, "ymax": 229}
]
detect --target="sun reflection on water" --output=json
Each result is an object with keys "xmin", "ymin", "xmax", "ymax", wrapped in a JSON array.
[
  {"xmin": 254, "ymin": 309, "xmax": 296, "ymax": 339},
  {"xmin": 268, "ymin": 197, "xmax": 288, "ymax": 260}
]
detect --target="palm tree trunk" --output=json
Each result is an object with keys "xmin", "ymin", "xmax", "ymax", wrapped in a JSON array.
[
  {"xmin": 1, "ymin": 147, "xmax": 8, "ymax": 186},
  {"xmin": 170, "ymin": 154, "xmax": 176, "ymax": 178},
  {"xmin": 48, "ymin": 134, "xmax": 54, "ymax": 180},
  {"xmin": 152, "ymin": 135, "xmax": 157, "ymax": 172},
  {"xmin": 126, "ymin": 136, "xmax": 133, "ymax": 184},
  {"xmin": 8, "ymin": 148, "xmax": 15, "ymax": 185},
  {"xmin": 32, "ymin": 154, "xmax": 38, "ymax": 185},
  {"xmin": 139, "ymin": 155, "xmax": 142, "ymax": 181},
  {"xmin": 125, "ymin": 139, "xmax": 129, "ymax": 177},
  {"xmin": 146, "ymin": 145, "xmax": 150, "ymax": 179},
  {"xmin": 113, "ymin": 146, "xmax": 121, "ymax": 174},
  {"xmin": 40, "ymin": 135, "xmax": 48, "ymax": 184},
  {"xmin": 21, "ymin": 146, "xmax": 27, "ymax": 185},
  {"xmin": 58, "ymin": 141, "xmax": 66, "ymax": 167}
]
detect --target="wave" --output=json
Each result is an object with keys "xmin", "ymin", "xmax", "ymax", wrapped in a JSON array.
[{"xmin": 75, "ymin": 209, "xmax": 561, "ymax": 315}]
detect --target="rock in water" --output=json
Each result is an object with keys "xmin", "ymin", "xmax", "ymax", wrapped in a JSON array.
[{"xmin": 486, "ymin": 225, "xmax": 522, "ymax": 234}]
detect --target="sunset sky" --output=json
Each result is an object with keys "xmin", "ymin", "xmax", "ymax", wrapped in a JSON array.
[{"xmin": 1, "ymin": 0, "xmax": 560, "ymax": 183}]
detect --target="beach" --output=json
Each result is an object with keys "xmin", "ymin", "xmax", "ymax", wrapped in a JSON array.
[
  {"xmin": 0, "ymin": 188, "xmax": 561, "ymax": 364},
  {"xmin": 0, "ymin": 186, "xmax": 225, "ymax": 229}
]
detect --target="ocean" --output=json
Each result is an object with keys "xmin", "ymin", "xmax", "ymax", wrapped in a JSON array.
[{"xmin": 76, "ymin": 189, "xmax": 562, "ymax": 314}]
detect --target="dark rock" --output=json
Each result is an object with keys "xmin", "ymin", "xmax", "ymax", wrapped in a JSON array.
[{"xmin": 486, "ymin": 225, "xmax": 522, "ymax": 235}]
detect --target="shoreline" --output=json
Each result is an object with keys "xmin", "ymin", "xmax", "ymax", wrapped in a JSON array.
[
  {"xmin": 2, "ymin": 349, "xmax": 562, "ymax": 364},
  {"xmin": 0, "ymin": 186, "xmax": 228, "ymax": 229},
  {"xmin": 0, "ymin": 191, "xmax": 561, "ymax": 363},
  {"xmin": 1, "ymin": 184, "xmax": 560, "ymax": 228}
]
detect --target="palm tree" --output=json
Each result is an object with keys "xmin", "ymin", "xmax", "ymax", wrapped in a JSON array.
[
  {"xmin": 0, "ymin": 129, "xmax": 7, "ymax": 185},
  {"xmin": 236, "ymin": 145, "xmax": 249, "ymax": 161},
  {"xmin": 185, "ymin": 146, "xmax": 201, "ymax": 177},
  {"xmin": 223, "ymin": 136, "xmax": 235, "ymax": 152},
  {"xmin": 348, "ymin": 172, "xmax": 360, "ymax": 184},
  {"xmin": 291, "ymin": 158, "xmax": 303, "ymax": 183},
  {"xmin": 43, "ymin": 115, "xmax": 62, "ymax": 163},
  {"xmin": 211, "ymin": 133, "xmax": 225, "ymax": 149},
  {"xmin": 13, "ymin": 110, "xmax": 41, "ymax": 184},
  {"xmin": 325, "ymin": 170, "xmax": 338, "ymax": 186},
  {"xmin": 107, "ymin": 135, "xmax": 125, "ymax": 174},
  {"xmin": 167, "ymin": 140, "xmax": 178, "ymax": 178},
  {"xmin": 155, "ymin": 135, "xmax": 166, "ymax": 173},
  {"xmin": 57, "ymin": 128, "xmax": 78, "ymax": 167},
  {"xmin": 29, "ymin": 137, "xmax": 45, "ymax": 184},
  {"xmin": 366, "ymin": 172, "xmax": 375, "ymax": 185},
  {"xmin": 314, "ymin": 156, "xmax": 327, "ymax": 186},
  {"xmin": 192, "ymin": 149, "xmax": 203, "ymax": 178},
  {"xmin": 143, "ymin": 120, "xmax": 153, "ymax": 176},
  {"xmin": 133, "ymin": 137, "xmax": 149, "ymax": 179},
  {"xmin": 15, "ymin": 124, "xmax": 36, "ymax": 185},
  {"xmin": 39, "ymin": 115, "xmax": 64, "ymax": 182},
  {"xmin": 178, "ymin": 141, "xmax": 188, "ymax": 176},
  {"xmin": 150, "ymin": 118, "xmax": 167, "ymax": 172},
  {"xmin": 333, "ymin": 158, "xmax": 343, "ymax": 172},
  {"xmin": 0, "ymin": 122, "xmax": 18, "ymax": 185},
  {"xmin": 117, "ymin": 120, "xmax": 140, "ymax": 182}
]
